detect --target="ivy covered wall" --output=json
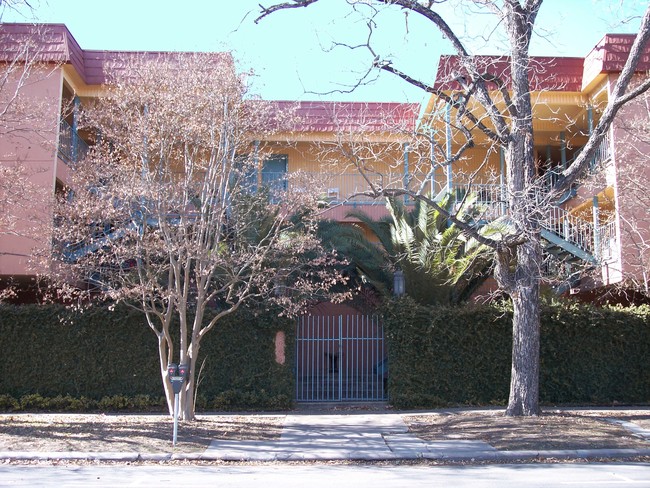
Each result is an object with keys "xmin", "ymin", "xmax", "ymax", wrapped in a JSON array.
[
  {"xmin": 383, "ymin": 298, "xmax": 650, "ymax": 409},
  {"xmin": 0, "ymin": 303, "xmax": 295, "ymax": 411}
]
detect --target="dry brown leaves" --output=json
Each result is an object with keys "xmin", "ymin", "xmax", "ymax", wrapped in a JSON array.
[
  {"xmin": 404, "ymin": 409, "xmax": 650, "ymax": 451},
  {"xmin": 0, "ymin": 413, "xmax": 284, "ymax": 453},
  {"xmin": 1, "ymin": 409, "xmax": 648, "ymax": 455}
]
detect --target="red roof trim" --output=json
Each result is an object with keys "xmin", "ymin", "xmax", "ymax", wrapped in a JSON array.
[
  {"xmin": 0, "ymin": 23, "xmax": 233, "ymax": 85},
  {"xmin": 583, "ymin": 33, "xmax": 650, "ymax": 77},
  {"xmin": 433, "ymin": 55, "xmax": 584, "ymax": 92},
  {"xmin": 271, "ymin": 101, "xmax": 420, "ymax": 132},
  {"xmin": 434, "ymin": 33, "xmax": 650, "ymax": 93}
]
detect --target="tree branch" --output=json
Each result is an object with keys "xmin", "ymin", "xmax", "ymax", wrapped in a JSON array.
[
  {"xmin": 256, "ymin": 0, "xmax": 320, "ymax": 23},
  {"xmin": 374, "ymin": 0, "xmax": 469, "ymax": 56},
  {"xmin": 557, "ymin": 4, "xmax": 650, "ymax": 192}
]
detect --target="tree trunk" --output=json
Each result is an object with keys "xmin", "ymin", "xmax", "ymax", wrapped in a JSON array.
[
  {"xmin": 158, "ymin": 335, "xmax": 175, "ymax": 416},
  {"xmin": 181, "ymin": 371, "xmax": 195, "ymax": 421},
  {"xmin": 506, "ymin": 240, "xmax": 541, "ymax": 416},
  {"xmin": 500, "ymin": 1, "xmax": 541, "ymax": 415},
  {"xmin": 180, "ymin": 340, "xmax": 200, "ymax": 421}
]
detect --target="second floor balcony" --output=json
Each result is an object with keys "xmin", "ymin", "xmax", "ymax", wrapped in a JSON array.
[
  {"xmin": 257, "ymin": 168, "xmax": 616, "ymax": 266},
  {"xmin": 58, "ymin": 119, "xmax": 89, "ymax": 166},
  {"xmin": 257, "ymin": 171, "xmax": 435, "ymax": 206}
]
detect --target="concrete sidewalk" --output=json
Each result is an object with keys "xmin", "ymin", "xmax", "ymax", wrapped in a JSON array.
[
  {"xmin": 202, "ymin": 412, "xmax": 650, "ymax": 462},
  {"xmin": 2, "ymin": 411, "xmax": 650, "ymax": 463}
]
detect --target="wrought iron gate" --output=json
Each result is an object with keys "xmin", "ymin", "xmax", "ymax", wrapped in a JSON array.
[{"xmin": 295, "ymin": 314, "xmax": 387, "ymax": 402}]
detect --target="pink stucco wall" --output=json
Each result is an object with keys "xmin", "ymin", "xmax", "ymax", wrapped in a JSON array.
[
  {"xmin": 0, "ymin": 65, "xmax": 63, "ymax": 277},
  {"xmin": 610, "ymin": 73, "xmax": 650, "ymax": 287}
]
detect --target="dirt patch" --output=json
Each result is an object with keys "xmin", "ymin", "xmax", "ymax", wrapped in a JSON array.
[
  {"xmin": 404, "ymin": 409, "xmax": 650, "ymax": 451},
  {"xmin": 1, "ymin": 409, "xmax": 648, "ymax": 456},
  {"xmin": 0, "ymin": 413, "xmax": 284, "ymax": 453}
]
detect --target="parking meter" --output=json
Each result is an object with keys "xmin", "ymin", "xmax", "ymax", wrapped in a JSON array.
[
  {"xmin": 168, "ymin": 362, "xmax": 189, "ymax": 446},
  {"xmin": 178, "ymin": 363, "xmax": 189, "ymax": 380},
  {"xmin": 167, "ymin": 363, "xmax": 178, "ymax": 377},
  {"xmin": 168, "ymin": 362, "xmax": 187, "ymax": 395}
]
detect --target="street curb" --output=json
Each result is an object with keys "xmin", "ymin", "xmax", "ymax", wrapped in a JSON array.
[
  {"xmin": 2, "ymin": 448, "xmax": 650, "ymax": 463},
  {"xmin": 0, "ymin": 451, "xmax": 145, "ymax": 462},
  {"xmin": 420, "ymin": 448, "xmax": 650, "ymax": 462}
]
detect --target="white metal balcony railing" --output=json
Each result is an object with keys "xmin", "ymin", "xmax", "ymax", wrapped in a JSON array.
[
  {"xmin": 592, "ymin": 129, "xmax": 612, "ymax": 171},
  {"xmin": 264, "ymin": 173, "xmax": 504, "ymax": 215},
  {"xmin": 278, "ymin": 169, "xmax": 612, "ymax": 264},
  {"xmin": 437, "ymin": 182, "xmax": 600, "ymax": 260},
  {"xmin": 539, "ymin": 132, "xmax": 612, "ymax": 193},
  {"xmin": 58, "ymin": 119, "xmax": 89, "ymax": 165},
  {"xmin": 542, "ymin": 205, "xmax": 595, "ymax": 256},
  {"xmin": 260, "ymin": 171, "xmax": 435, "ymax": 205},
  {"xmin": 598, "ymin": 220, "xmax": 617, "ymax": 261}
]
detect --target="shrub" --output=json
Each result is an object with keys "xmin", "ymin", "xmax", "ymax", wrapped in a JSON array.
[
  {"xmin": 384, "ymin": 297, "xmax": 650, "ymax": 408},
  {"xmin": 0, "ymin": 303, "xmax": 295, "ymax": 411}
]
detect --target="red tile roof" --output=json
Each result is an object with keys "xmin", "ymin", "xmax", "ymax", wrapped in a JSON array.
[
  {"xmin": 0, "ymin": 23, "xmax": 232, "ymax": 86},
  {"xmin": 583, "ymin": 33, "xmax": 650, "ymax": 88},
  {"xmin": 271, "ymin": 101, "xmax": 420, "ymax": 132},
  {"xmin": 433, "ymin": 33, "xmax": 650, "ymax": 93},
  {"xmin": 433, "ymin": 55, "xmax": 584, "ymax": 92}
]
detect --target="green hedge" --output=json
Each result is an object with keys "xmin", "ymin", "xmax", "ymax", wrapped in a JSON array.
[
  {"xmin": 4, "ymin": 298, "xmax": 648, "ymax": 412},
  {"xmin": 540, "ymin": 302, "xmax": 650, "ymax": 404},
  {"xmin": 0, "ymin": 303, "xmax": 294, "ymax": 411},
  {"xmin": 384, "ymin": 298, "xmax": 650, "ymax": 409}
]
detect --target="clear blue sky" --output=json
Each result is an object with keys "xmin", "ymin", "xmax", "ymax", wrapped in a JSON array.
[{"xmin": 3, "ymin": 0, "xmax": 646, "ymax": 104}]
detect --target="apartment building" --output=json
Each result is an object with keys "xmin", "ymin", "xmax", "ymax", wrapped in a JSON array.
[
  {"xmin": 422, "ymin": 34, "xmax": 650, "ymax": 300},
  {"xmin": 1, "ymin": 23, "xmax": 649, "ymax": 302},
  {"xmin": 0, "ymin": 25, "xmax": 220, "ymax": 290}
]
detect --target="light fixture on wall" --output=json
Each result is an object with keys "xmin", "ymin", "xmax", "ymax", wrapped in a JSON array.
[{"xmin": 393, "ymin": 269, "xmax": 405, "ymax": 297}]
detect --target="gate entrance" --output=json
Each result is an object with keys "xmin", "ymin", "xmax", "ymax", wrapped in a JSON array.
[{"xmin": 295, "ymin": 313, "xmax": 387, "ymax": 402}]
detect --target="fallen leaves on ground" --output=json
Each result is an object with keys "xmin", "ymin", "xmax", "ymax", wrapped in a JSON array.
[
  {"xmin": 1, "ymin": 408, "xmax": 648, "ymax": 455},
  {"xmin": 0, "ymin": 413, "xmax": 284, "ymax": 453},
  {"xmin": 403, "ymin": 409, "xmax": 650, "ymax": 451}
]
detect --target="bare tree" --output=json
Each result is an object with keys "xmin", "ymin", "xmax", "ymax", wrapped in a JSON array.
[
  {"xmin": 257, "ymin": 0, "xmax": 650, "ymax": 416},
  {"xmin": 47, "ymin": 54, "xmax": 348, "ymax": 420},
  {"xmin": 0, "ymin": 0, "xmax": 36, "ymax": 19}
]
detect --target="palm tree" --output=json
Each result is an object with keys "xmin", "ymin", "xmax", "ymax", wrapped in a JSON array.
[
  {"xmin": 321, "ymin": 194, "xmax": 494, "ymax": 306},
  {"xmin": 386, "ymin": 194, "xmax": 494, "ymax": 304},
  {"xmin": 316, "ymin": 218, "xmax": 393, "ymax": 297}
]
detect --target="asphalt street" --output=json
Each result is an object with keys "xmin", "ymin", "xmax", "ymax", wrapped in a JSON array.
[{"xmin": 1, "ymin": 462, "xmax": 649, "ymax": 488}]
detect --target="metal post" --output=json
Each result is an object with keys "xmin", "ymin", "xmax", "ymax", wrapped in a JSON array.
[
  {"xmin": 403, "ymin": 142, "xmax": 409, "ymax": 204},
  {"xmin": 544, "ymin": 144, "xmax": 552, "ymax": 188},
  {"xmin": 593, "ymin": 196, "xmax": 600, "ymax": 261},
  {"xmin": 253, "ymin": 140, "xmax": 260, "ymax": 190},
  {"xmin": 445, "ymin": 103, "xmax": 453, "ymax": 194},
  {"xmin": 563, "ymin": 218, "xmax": 570, "ymax": 241},
  {"xmin": 588, "ymin": 105, "xmax": 595, "ymax": 170},
  {"xmin": 173, "ymin": 392, "xmax": 179, "ymax": 446},
  {"xmin": 338, "ymin": 315, "xmax": 343, "ymax": 401},
  {"xmin": 499, "ymin": 147, "xmax": 506, "ymax": 216},
  {"xmin": 72, "ymin": 96, "xmax": 80, "ymax": 163}
]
